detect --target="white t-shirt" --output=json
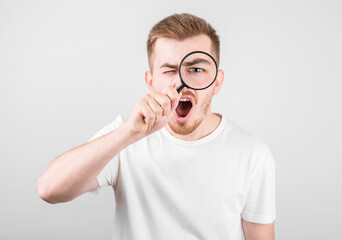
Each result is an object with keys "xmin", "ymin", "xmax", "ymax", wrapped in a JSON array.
[{"xmin": 88, "ymin": 113, "xmax": 276, "ymax": 240}]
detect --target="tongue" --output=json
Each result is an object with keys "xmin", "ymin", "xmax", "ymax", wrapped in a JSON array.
[{"xmin": 176, "ymin": 101, "xmax": 192, "ymax": 118}]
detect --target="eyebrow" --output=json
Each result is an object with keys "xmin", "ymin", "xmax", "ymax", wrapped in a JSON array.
[
  {"xmin": 160, "ymin": 63, "xmax": 178, "ymax": 69},
  {"xmin": 182, "ymin": 58, "xmax": 211, "ymax": 67}
]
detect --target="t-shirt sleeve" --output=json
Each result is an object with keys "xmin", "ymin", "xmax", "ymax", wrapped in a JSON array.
[
  {"xmin": 241, "ymin": 143, "xmax": 276, "ymax": 224},
  {"xmin": 87, "ymin": 115, "xmax": 124, "ymax": 195}
]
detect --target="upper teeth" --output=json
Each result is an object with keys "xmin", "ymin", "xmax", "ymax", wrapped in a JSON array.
[{"xmin": 179, "ymin": 99, "xmax": 190, "ymax": 102}]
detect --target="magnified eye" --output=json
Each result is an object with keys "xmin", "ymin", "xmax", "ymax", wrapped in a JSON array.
[{"xmin": 189, "ymin": 67, "xmax": 204, "ymax": 73}]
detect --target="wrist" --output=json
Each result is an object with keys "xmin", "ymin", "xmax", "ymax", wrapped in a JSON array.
[{"xmin": 119, "ymin": 121, "xmax": 146, "ymax": 144}]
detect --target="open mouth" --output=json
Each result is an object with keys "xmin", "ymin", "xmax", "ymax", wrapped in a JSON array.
[{"xmin": 176, "ymin": 98, "xmax": 193, "ymax": 119}]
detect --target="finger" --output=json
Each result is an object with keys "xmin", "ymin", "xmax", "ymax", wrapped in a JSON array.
[
  {"xmin": 145, "ymin": 94, "xmax": 163, "ymax": 123},
  {"xmin": 164, "ymin": 85, "xmax": 182, "ymax": 110},
  {"xmin": 151, "ymin": 91, "xmax": 171, "ymax": 117},
  {"xmin": 140, "ymin": 99, "xmax": 156, "ymax": 131}
]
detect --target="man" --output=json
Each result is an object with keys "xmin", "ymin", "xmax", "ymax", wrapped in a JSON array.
[{"xmin": 37, "ymin": 13, "xmax": 276, "ymax": 240}]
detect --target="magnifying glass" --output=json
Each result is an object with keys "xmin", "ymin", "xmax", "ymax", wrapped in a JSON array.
[{"xmin": 176, "ymin": 51, "xmax": 218, "ymax": 93}]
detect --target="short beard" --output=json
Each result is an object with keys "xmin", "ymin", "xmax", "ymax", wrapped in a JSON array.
[{"xmin": 168, "ymin": 92, "xmax": 214, "ymax": 135}]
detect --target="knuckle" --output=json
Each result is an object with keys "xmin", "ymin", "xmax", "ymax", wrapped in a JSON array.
[
  {"xmin": 140, "ymin": 98, "xmax": 149, "ymax": 107},
  {"xmin": 145, "ymin": 94, "xmax": 154, "ymax": 101},
  {"xmin": 140, "ymin": 100, "xmax": 148, "ymax": 108}
]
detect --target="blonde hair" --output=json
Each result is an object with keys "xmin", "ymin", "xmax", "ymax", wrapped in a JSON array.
[{"xmin": 147, "ymin": 13, "xmax": 220, "ymax": 71}]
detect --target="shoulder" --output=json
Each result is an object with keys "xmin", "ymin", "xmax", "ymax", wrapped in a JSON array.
[
  {"xmin": 88, "ymin": 114, "xmax": 126, "ymax": 142},
  {"xmin": 222, "ymin": 116, "xmax": 275, "ymax": 176},
  {"xmin": 222, "ymin": 116, "xmax": 268, "ymax": 153},
  {"xmin": 99, "ymin": 114, "xmax": 126, "ymax": 133}
]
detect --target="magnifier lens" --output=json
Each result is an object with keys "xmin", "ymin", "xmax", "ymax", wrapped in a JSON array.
[{"xmin": 180, "ymin": 52, "xmax": 217, "ymax": 90}]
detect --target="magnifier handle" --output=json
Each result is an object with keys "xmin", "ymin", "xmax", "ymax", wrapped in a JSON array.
[{"xmin": 177, "ymin": 84, "xmax": 185, "ymax": 93}]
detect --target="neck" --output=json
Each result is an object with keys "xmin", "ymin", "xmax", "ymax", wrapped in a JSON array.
[{"xmin": 165, "ymin": 112, "xmax": 222, "ymax": 141}]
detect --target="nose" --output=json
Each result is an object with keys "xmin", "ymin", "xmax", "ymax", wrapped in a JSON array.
[{"xmin": 170, "ymin": 72, "xmax": 183, "ymax": 91}]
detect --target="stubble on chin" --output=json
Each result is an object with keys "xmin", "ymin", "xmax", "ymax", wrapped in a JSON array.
[{"xmin": 168, "ymin": 118, "xmax": 201, "ymax": 135}]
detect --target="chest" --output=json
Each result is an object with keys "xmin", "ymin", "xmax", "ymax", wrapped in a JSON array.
[{"xmin": 121, "ymin": 140, "xmax": 250, "ymax": 207}]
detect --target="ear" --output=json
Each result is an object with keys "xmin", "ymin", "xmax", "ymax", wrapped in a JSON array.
[
  {"xmin": 213, "ymin": 69, "xmax": 224, "ymax": 95},
  {"xmin": 145, "ymin": 70, "xmax": 153, "ymax": 92}
]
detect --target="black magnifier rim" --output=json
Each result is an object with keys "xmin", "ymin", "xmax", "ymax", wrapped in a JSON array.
[{"xmin": 178, "ymin": 50, "xmax": 218, "ymax": 91}]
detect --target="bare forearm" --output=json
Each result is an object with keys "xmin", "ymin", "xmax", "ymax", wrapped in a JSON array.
[
  {"xmin": 37, "ymin": 122, "xmax": 137, "ymax": 203},
  {"xmin": 37, "ymin": 85, "xmax": 182, "ymax": 204},
  {"xmin": 242, "ymin": 219, "xmax": 275, "ymax": 240}
]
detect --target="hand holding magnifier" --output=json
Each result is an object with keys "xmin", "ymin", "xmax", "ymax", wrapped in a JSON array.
[{"xmin": 176, "ymin": 51, "xmax": 218, "ymax": 93}]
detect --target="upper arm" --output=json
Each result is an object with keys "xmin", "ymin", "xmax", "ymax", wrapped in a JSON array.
[
  {"xmin": 241, "ymin": 218, "xmax": 275, "ymax": 240},
  {"xmin": 66, "ymin": 176, "xmax": 100, "ymax": 201},
  {"xmin": 83, "ymin": 177, "xmax": 100, "ymax": 193},
  {"xmin": 242, "ymin": 143, "xmax": 276, "ymax": 223}
]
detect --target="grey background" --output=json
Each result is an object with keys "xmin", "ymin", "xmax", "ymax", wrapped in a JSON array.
[{"xmin": 1, "ymin": 0, "xmax": 341, "ymax": 239}]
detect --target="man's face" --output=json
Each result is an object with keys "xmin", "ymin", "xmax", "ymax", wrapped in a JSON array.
[{"xmin": 146, "ymin": 34, "xmax": 223, "ymax": 136}]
